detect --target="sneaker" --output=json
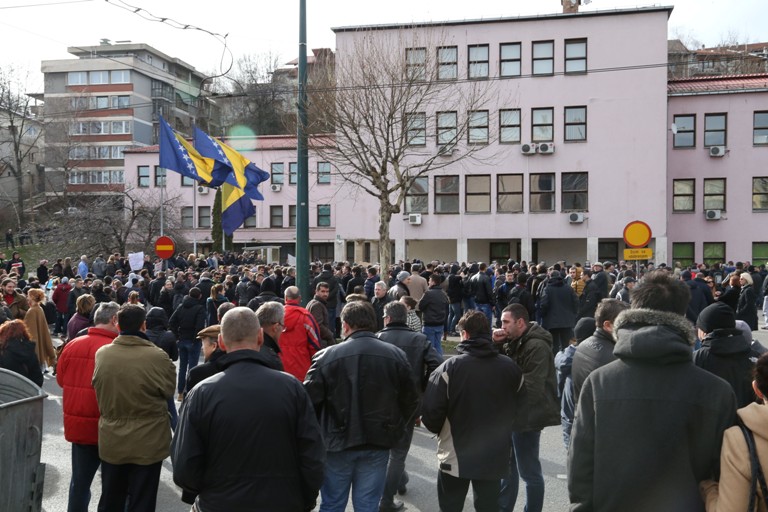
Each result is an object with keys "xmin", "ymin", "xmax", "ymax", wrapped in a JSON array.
[
  {"xmin": 380, "ymin": 499, "xmax": 405, "ymax": 512},
  {"xmin": 762, "ymin": 325, "xmax": 768, "ymax": 330}
]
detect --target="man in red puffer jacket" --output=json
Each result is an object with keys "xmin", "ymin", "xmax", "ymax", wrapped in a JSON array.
[
  {"xmin": 56, "ymin": 301, "xmax": 120, "ymax": 512},
  {"xmin": 281, "ymin": 286, "xmax": 322, "ymax": 381}
]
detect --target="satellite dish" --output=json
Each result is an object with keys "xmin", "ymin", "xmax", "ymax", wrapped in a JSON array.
[
  {"xmin": 583, "ymin": 0, "xmax": 592, "ymax": 4},
  {"xmin": 670, "ymin": 123, "xmax": 678, "ymax": 134}
]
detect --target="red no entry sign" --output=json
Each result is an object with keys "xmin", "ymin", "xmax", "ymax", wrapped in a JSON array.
[{"xmin": 155, "ymin": 236, "xmax": 176, "ymax": 259}]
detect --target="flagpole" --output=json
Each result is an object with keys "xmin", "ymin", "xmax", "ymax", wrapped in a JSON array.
[
  {"xmin": 296, "ymin": 0, "xmax": 310, "ymax": 305},
  {"xmin": 193, "ymin": 183, "xmax": 198, "ymax": 255},
  {"xmin": 160, "ymin": 170, "xmax": 164, "ymax": 236}
]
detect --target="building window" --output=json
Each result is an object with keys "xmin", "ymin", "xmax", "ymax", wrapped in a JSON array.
[
  {"xmin": 703, "ymin": 242, "xmax": 726, "ymax": 266},
  {"xmin": 289, "ymin": 162, "xmax": 298, "ymax": 185},
  {"xmin": 111, "ymin": 95, "xmax": 130, "ymax": 109},
  {"xmin": 137, "ymin": 166, "xmax": 150, "ymax": 188},
  {"xmin": 111, "ymin": 121, "xmax": 131, "ymax": 134},
  {"xmin": 437, "ymin": 46, "xmax": 458, "ymax": 80},
  {"xmin": 704, "ymin": 113, "xmax": 727, "ymax": 147},
  {"xmin": 270, "ymin": 206, "xmax": 283, "ymax": 228},
  {"xmin": 317, "ymin": 162, "xmax": 331, "ymax": 184},
  {"xmin": 405, "ymin": 112, "xmax": 427, "ymax": 146},
  {"xmin": 243, "ymin": 214, "xmax": 257, "ymax": 228},
  {"xmin": 598, "ymin": 242, "xmax": 619, "ymax": 263},
  {"xmin": 565, "ymin": 39, "xmax": 587, "ymax": 74},
  {"xmin": 753, "ymin": 242, "xmax": 768, "ymax": 266},
  {"xmin": 532, "ymin": 41, "xmax": 554, "ymax": 76},
  {"xmin": 405, "ymin": 48, "xmax": 426, "ymax": 81},
  {"xmin": 91, "ymin": 146, "xmax": 111, "ymax": 159},
  {"xmin": 704, "ymin": 178, "xmax": 726, "ymax": 210},
  {"xmin": 89, "ymin": 71, "xmax": 110, "ymax": 84},
  {"xmin": 468, "ymin": 110, "xmax": 489, "ymax": 144},
  {"xmin": 346, "ymin": 241, "xmax": 355, "ymax": 262},
  {"xmin": 289, "ymin": 205, "xmax": 297, "ymax": 227},
  {"xmin": 69, "ymin": 147, "xmax": 88, "ymax": 160},
  {"xmin": 110, "ymin": 70, "xmax": 130, "ymax": 83},
  {"xmin": 466, "ymin": 175, "xmax": 491, "ymax": 213},
  {"xmin": 111, "ymin": 146, "xmax": 126, "ymax": 159},
  {"xmin": 755, "ymin": 112, "xmax": 768, "ymax": 145},
  {"xmin": 181, "ymin": 175, "xmax": 195, "ymax": 187},
  {"xmin": 753, "ymin": 178, "xmax": 768, "ymax": 211},
  {"xmin": 499, "ymin": 109, "xmax": 521, "ymax": 144},
  {"xmin": 405, "ymin": 177, "xmax": 428, "ymax": 213},
  {"xmin": 673, "ymin": 114, "xmax": 696, "ymax": 148},
  {"xmin": 468, "ymin": 45, "xmax": 489, "ymax": 79},
  {"xmin": 532, "ymin": 108, "xmax": 554, "ymax": 142},
  {"xmin": 67, "ymin": 72, "xmax": 87, "ymax": 85},
  {"xmin": 70, "ymin": 122, "xmax": 88, "ymax": 135},
  {"xmin": 91, "ymin": 96, "xmax": 109, "ymax": 109},
  {"xmin": 490, "ymin": 242, "xmax": 510, "ymax": 262},
  {"xmin": 90, "ymin": 121, "xmax": 109, "ymax": 135},
  {"xmin": 181, "ymin": 207, "xmax": 194, "ymax": 229},
  {"xmin": 198, "ymin": 206, "xmax": 211, "ymax": 229},
  {"xmin": 437, "ymin": 111, "xmax": 458, "ymax": 146},
  {"xmin": 154, "ymin": 166, "xmax": 166, "ymax": 187},
  {"xmin": 435, "ymin": 175, "xmax": 459, "ymax": 213},
  {"xmin": 673, "ymin": 179, "xmax": 695, "ymax": 212},
  {"xmin": 317, "ymin": 204, "xmax": 331, "ymax": 227},
  {"xmin": 672, "ymin": 242, "xmax": 695, "ymax": 268},
  {"xmin": 271, "ymin": 163, "xmax": 284, "ymax": 185},
  {"xmin": 562, "ymin": 172, "xmax": 588, "ymax": 211},
  {"xmin": 311, "ymin": 244, "xmax": 334, "ymax": 262},
  {"xmin": 500, "ymin": 43, "xmax": 521, "ymax": 77},
  {"xmin": 564, "ymin": 106, "xmax": 587, "ymax": 142},
  {"xmin": 70, "ymin": 97, "xmax": 88, "ymax": 110},
  {"xmin": 530, "ymin": 173, "xmax": 555, "ymax": 212},
  {"xmin": 498, "ymin": 174, "xmax": 523, "ymax": 213}
]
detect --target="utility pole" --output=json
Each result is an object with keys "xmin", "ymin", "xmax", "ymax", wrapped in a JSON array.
[{"xmin": 296, "ymin": 0, "xmax": 310, "ymax": 304}]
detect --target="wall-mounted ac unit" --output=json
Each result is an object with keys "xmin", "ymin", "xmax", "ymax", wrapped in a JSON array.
[
  {"xmin": 538, "ymin": 143, "xmax": 556, "ymax": 154},
  {"xmin": 408, "ymin": 213, "xmax": 422, "ymax": 225},
  {"xmin": 438, "ymin": 144, "xmax": 457, "ymax": 157},
  {"xmin": 569, "ymin": 212, "xmax": 585, "ymax": 223},
  {"xmin": 197, "ymin": 185, "xmax": 209, "ymax": 195},
  {"xmin": 709, "ymin": 146, "xmax": 726, "ymax": 157},
  {"xmin": 521, "ymin": 143, "xmax": 537, "ymax": 155},
  {"xmin": 271, "ymin": 184, "xmax": 282, "ymax": 192},
  {"xmin": 705, "ymin": 209, "xmax": 722, "ymax": 220}
]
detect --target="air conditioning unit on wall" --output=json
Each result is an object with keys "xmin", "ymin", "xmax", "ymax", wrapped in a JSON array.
[
  {"xmin": 408, "ymin": 213, "xmax": 422, "ymax": 225},
  {"xmin": 569, "ymin": 212, "xmax": 585, "ymax": 223},
  {"xmin": 538, "ymin": 143, "xmax": 555, "ymax": 154},
  {"xmin": 709, "ymin": 146, "xmax": 726, "ymax": 157},
  {"xmin": 270, "ymin": 184, "xmax": 282, "ymax": 192},
  {"xmin": 705, "ymin": 209, "xmax": 722, "ymax": 220},
  {"xmin": 521, "ymin": 143, "xmax": 537, "ymax": 155},
  {"xmin": 197, "ymin": 185, "xmax": 209, "ymax": 195}
]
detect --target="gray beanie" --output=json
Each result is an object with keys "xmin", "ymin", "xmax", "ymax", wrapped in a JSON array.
[{"xmin": 397, "ymin": 271, "xmax": 411, "ymax": 283}]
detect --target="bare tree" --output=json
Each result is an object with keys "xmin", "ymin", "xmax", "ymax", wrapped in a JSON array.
[
  {"xmin": 0, "ymin": 67, "xmax": 44, "ymax": 227},
  {"xmin": 308, "ymin": 29, "xmax": 501, "ymax": 264}
]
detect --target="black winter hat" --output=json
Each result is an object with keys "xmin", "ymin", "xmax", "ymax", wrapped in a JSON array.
[
  {"xmin": 696, "ymin": 302, "xmax": 735, "ymax": 333},
  {"xmin": 574, "ymin": 317, "xmax": 595, "ymax": 343}
]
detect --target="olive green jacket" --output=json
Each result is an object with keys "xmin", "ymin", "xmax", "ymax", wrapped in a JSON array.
[{"xmin": 92, "ymin": 334, "xmax": 176, "ymax": 465}]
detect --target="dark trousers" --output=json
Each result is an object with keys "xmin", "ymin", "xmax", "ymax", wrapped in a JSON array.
[
  {"xmin": 381, "ymin": 423, "xmax": 415, "ymax": 505},
  {"xmin": 68, "ymin": 443, "xmax": 101, "ymax": 512},
  {"xmin": 437, "ymin": 471, "xmax": 500, "ymax": 512},
  {"xmin": 548, "ymin": 327, "xmax": 573, "ymax": 356},
  {"xmin": 98, "ymin": 460, "xmax": 162, "ymax": 512}
]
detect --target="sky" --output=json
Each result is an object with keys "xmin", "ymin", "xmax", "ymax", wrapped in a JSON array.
[{"xmin": 1, "ymin": 0, "xmax": 766, "ymax": 89}]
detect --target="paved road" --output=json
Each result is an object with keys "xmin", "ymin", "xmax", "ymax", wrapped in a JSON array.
[{"xmin": 38, "ymin": 328, "xmax": 768, "ymax": 511}]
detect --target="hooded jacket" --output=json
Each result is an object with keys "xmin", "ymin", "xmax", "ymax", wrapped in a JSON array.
[
  {"xmin": 502, "ymin": 322, "xmax": 560, "ymax": 431},
  {"xmin": 422, "ymin": 335, "xmax": 523, "ymax": 480},
  {"xmin": 700, "ymin": 403, "xmax": 768, "ymax": 512},
  {"xmin": 540, "ymin": 276, "xmax": 579, "ymax": 330},
  {"xmin": 281, "ymin": 299, "xmax": 322, "ymax": 381},
  {"xmin": 169, "ymin": 295, "xmax": 206, "ymax": 341},
  {"xmin": 694, "ymin": 328, "xmax": 756, "ymax": 408},
  {"xmin": 571, "ymin": 328, "xmax": 617, "ymax": 405},
  {"xmin": 146, "ymin": 307, "xmax": 179, "ymax": 361},
  {"xmin": 568, "ymin": 308, "xmax": 737, "ymax": 512},
  {"xmin": 0, "ymin": 336, "xmax": 43, "ymax": 386}
]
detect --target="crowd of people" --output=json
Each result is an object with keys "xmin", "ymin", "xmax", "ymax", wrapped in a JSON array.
[{"xmin": 2, "ymin": 248, "xmax": 768, "ymax": 511}]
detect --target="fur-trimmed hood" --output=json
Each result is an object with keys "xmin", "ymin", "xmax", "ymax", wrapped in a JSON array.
[{"xmin": 612, "ymin": 308, "xmax": 696, "ymax": 365}]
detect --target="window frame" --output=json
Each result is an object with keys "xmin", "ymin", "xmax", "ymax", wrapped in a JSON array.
[
  {"xmin": 704, "ymin": 113, "xmax": 727, "ymax": 147},
  {"xmin": 437, "ymin": 46, "xmax": 458, "ymax": 81},
  {"xmin": 181, "ymin": 175, "xmax": 195, "ymax": 187},
  {"xmin": 270, "ymin": 205, "xmax": 283, "ymax": 228},
  {"xmin": 181, "ymin": 207, "xmax": 194, "ymax": 229},
  {"xmin": 405, "ymin": 112, "xmax": 427, "ymax": 146},
  {"xmin": 753, "ymin": 177, "xmax": 768, "ymax": 211},
  {"xmin": 405, "ymin": 47, "xmax": 427, "ymax": 81},
  {"xmin": 532, "ymin": 40, "xmax": 555, "ymax": 76},
  {"xmin": 154, "ymin": 166, "xmax": 166, "ymax": 188},
  {"xmin": 197, "ymin": 206, "xmax": 211, "ymax": 229},
  {"xmin": 405, "ymin": 176, "xmax": 429, "ymax": 214},
  {"xmin": 672, "ymin": 179, "xmax": 695, "ymax": 212},
  {"xmin": 672, "ymin": 242, "xmax": 695, "ymax": 268},
  {"xmin": 317, "ymin": 162, "xmax": 331, "ymax": 184},
  {"xmin": 561, "ymin": 172, "xmax": 588, "ymax": 212},
  {"xmin": 289, "ymin": 162, "xmax": 298, "ymax": 185},
  {"xmin": 564, "ymin": 106, "xmax": 587, "ymax": 142},
  {"xmin": 436, "ymin": 111, "xmax": 458, "ymax": 146},
  {"xmin": 110, "ymin": 70, "xmax": 130, "ymax": 84},
  {"xmin": 468, "ymin": 44, "xmax": 490, "ymax": 79},
  {"xmin": 468, "ymin": 110, "xmax": 489, "ymax": 145},
  {"xmin": 564, "ymin": 38, "xmax": 587, "ymax": 74},
  {"xmin": 753, "ymin": 242, "xmax": 768, "ymax": 266},
  {"xmin": 89, "ymin": 71, "xmax": 110, "ymax": 85},
  {"xmin": 532, "ymin": 107, "xmax": 554, "ymax": 142},
  {"xmin": 111, "ymin": 121, "xmax": 131, "ymax": 135},
  {"xmin": 289, "ymin": 205, "xmax": 297, "ymax": 227},
  {"xmin": 137, "ymin": 166, "xmax": 150, "ymax": 188},
  {"xmin": 499, "ymin": 109, "xmax": 521, "ymax": 144},
  {"xmin": 529, "ymin": 173, "xmax": 555, "ymax": 212},
  {"xmin": 67, "ymin": 72, "xmax": 87, "ymax": 86},
  {"xmin": 497, "ymin": 174, "xmax": 524, "ymax": 213},
  {"xmin": 317, "ymin": 204, "xmax": 331, "ymax": 227},
  {"xmin": 465, "ymin": 175, "xmax": 491, "ymax": 213},
  {"xmin": 673, "ymin": 114, "xmax": 696, "ymax": 148},
  {"xmin": 703, "ymin": 178, "xmax": 726, "ymax": 211},
  {"xmin": 703, "ymin": 242, "xmax": 726, "ymax": 267},
  {"xmin": 754, "ymin": 111, "xmax": 768, "ymax": 146},
  {"xmin": 500, "ymin": 42, "xmax": 522, "ymax": 78},
  {"xmin": 434, "ymin": 175, "xmax": 460, "ymax": 214},
  {"xmin": 271, "ymin": 162, "xmax": 284, "ymax": 185}
]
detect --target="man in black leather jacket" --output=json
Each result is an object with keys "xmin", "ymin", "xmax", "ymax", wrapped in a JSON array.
[
  {"xmin": 304, "ymin": 300, "xmax": 419, "ymax": 512},
  {"xmin": 377, "ymin": 302, "xmax": 443, "ymax": 511},
  {"xmin": 172, "ymin": 307, "xmax": 325, "ymax": 512}
]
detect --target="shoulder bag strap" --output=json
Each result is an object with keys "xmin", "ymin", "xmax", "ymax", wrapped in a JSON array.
[{"xmin": 738, "ymin": 422, "xmax": 767, "ymax": 511}]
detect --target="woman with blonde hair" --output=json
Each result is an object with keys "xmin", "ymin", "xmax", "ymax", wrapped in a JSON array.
[
  {"xmin": 127, "ymin": 290, "xmax": 144, "ymax": 308},
  {"xmin": 701, "ymin": 352, "xmax": 768, "ymax": 511},
  {"xmin": 67, "ymin": 293, "xmax": 95, "ymax": 341},
  {"xmin": 23, "ymin": 288, "xmax": 56, "ymax": 373},
  {"xmin": 737, "ymin": 272, "xmax": 759, "ymax": 331}
]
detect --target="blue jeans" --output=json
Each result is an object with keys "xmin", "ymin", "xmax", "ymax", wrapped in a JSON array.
[
  {"xmin": 68, "ymin": 443, "xmax": 101, "ymax": 512},
  {"xmin": 448, "ymin": 302, "xmax": 462, "ymax": 333},
  {"xmin": 476, "ymin": 303, "xmax": 493, "ymax": 329},
  {"xmin": 320, "ymin": 449, "xmax": 389, "ymax": 512},
  {"xmin": 177, "ymin": 339, "xmax": 202, "ymax": 394},
  {"xmin": 327, "ymin": 306, "xmax": 338, "ymax": 338},
  {"xmin": 499, "ymin": 430, "xmax": 544, "ymax": 512},
  {"xmin": 423, "ymin": 325, "xmax": 444, "ymax": 356},
  {"xmin": 55, "ymin": 311, "xmax": 69, "ymax": 335}
]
